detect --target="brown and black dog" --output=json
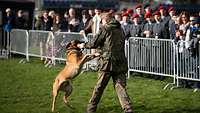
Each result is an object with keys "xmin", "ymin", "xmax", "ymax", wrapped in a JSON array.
[{"xmin": 51, "ymin": 40, "xmax": 99, "ymax": 112}]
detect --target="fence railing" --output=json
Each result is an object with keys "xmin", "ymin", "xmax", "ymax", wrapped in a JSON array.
[
  {"xmin": 10, "ymin": 29, "xmax": 29, "ymax": 61},
  {"xmin": 7, "ymin": 29, "xmax": 200, "ymax": 88},
  {"xmin": 176, "ymin": 41, "xmax": 200, "ymax": 86},
  {"xmin": 127, "ymin": 37, "xmax": 176, "ymax": 77},
  {"xmin": 127, "ymin": 37, "xmax": 176, "ymax": 88}
]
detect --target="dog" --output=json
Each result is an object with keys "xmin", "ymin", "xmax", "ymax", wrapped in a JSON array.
[{"xmin": 51, "ymin": 40, "xmax": 99, "ymax": 112}]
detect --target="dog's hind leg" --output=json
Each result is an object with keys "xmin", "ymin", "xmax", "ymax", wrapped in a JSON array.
[
  {"xmin": 51, "ymin": 80, "xmax": 60, "ymax": 112},
  {"xmin": 63, "ymin": 80, "xmax": 73, "ymax": 104}
]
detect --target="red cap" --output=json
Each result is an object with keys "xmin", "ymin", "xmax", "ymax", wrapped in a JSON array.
[
  {"xmin": 168, "ymin": 6, "xmax": 175, "ymax": 12},
  {"xmin": 126, "ymin": 8, "xmax": 133, "ymax": 14},
  {"xmin": 153, "ymin": 11, "xmax": 161, "ymax": 16},
  {"xmin": 122, "ymin": 12, "xmax": 129, "ymax": 17},
  {"xmin": 135, "ymin": 4, "xmax": 142, "ymax": 9},
  {"xmin": 132, "ymin": 13, "xmax": 139, "ymax": 18},
  {"xmin": 158, "ymin": 6, "xmax": 165, "ymax": 10},
  {"xmin": 145, "ymin": 12, "xmax": 152, "ymax": 18}
]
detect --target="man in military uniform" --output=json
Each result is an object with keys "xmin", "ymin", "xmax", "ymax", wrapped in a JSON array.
[
  {"xmin": 78, "ymin": 13, "xmax": 133, "ymax": 113},
  {"xmin": 129, "ymin": 14, "xmax": 143, "ymax": 37}
]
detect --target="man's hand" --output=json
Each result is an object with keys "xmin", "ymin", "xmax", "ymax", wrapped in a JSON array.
[{"xmin": 77, "ymin": 43, "xmax": 85, "ymax": 49}]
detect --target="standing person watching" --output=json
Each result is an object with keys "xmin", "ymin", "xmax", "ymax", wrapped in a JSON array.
[
  {"xmin": 3, "ymin": 8, "xmax": 15, "ymax": 49},
  {"xmin": 16, "ymin": 10, "xmax": 28, "ymax": 29},
  {"xmin": 78, "ymin": 13, "xmax": 134, "ymax": 113}
]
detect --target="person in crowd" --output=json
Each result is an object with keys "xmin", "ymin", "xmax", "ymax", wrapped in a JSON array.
[
  {"xmin": 52, "ymin": 14, "xmax": 62, "ymax": 32},
  {"xmin": 179, "ymin": 11, "xmax": 190, "ymax": 36},
  {"xmin": 129, "ymin": 13, "xmax": 143, "ymax": 37},
  {"xmin": 185, "ymin": 16, "xmax": 200, "ymax": 50},
  {"xmin": 48, "ymin": 10, "xmax": 56, "ymax": 20},
  {"xmin": 3, "ymin": 8, "xmax": 15, "ymax": 49},
  {"xmin": 120, "ymin": 12, "xmax": 132, "ymax": 39},
  {"xmin": 114, "ymin": 12, "xmax": 122, "ymax": 22},
  {"xmin": 142, "ymin": 12, "xmax": 154, "ymax": 38},
  {"xmin": 39, "ymin": 10, "xmax": 53, "ymax": 63},
  {"xmin": 15, "ymin": 10, "xmax": 27, "ymax": 29},
  {"xmin": 174, "ymin": 16, "xmax": 181, "ymax": 30},
  {"xmin": 79, "ymin": 8, "xmax": 102, "ymax": 70},
  {"xmin": 34, "ymin": 12, "xmax": 42, "ymax": 30},
  {"xmin": 144, "ymin": 3, "xmax": 151, "ymax": 14},
  {"xmin": 48, "ymin": 10, "xmax": 55, "ymax": 29},
  {"xmin": 121, "ymin": 8, "xmax": 127, "ymax": 15},
  {"xmin": 158, "ymin": 6, "xmax": 170, "ymax": 26},
  {"xmin": 126, "ymin": 8, "xmax": 133, "ymax": 17},
  {"xmin": 3, "ymin": 8, "xmax": 15, "ymax": 32},
  {"xmin": 158, "ymin": 6, "xmax": 171, "ymax": 38},
  {"xmin": 175, "ymin": 29, "xmax": 184, "ymax": 46},
  {"xmin": 152, "ymin": 11, "xmax": 168, "ymax": 39},
  {"xmin": 108, "ymin": 9, "xmax": 115, "ymax": 17},
  {"xmin": 182, "ymin": 16, "xmax": 200, "ymax": 89},
  {"xmin": 77, "ymin": 12, "xmax": 134, "ymax": 113},
  {"xmin": 134, "ymin": 4, "xmax": 144, "ymax": 24},
  {"xmin": 68, "ymin": 8, "xmax": 80, "ymax": 32},
  {"xmin": 151, "ymin": 11, "xmax": 167, "ymax": 78},
  {"xmin": 60, "ymin": 11, "xmax": 69, "ymax": 32},
  {"xmin": 88, "ymin": 9, "xmax": 95, "ymax": 18},
  {"xmin": 78, "ymin": 10, "xmax": 91, "ymax": 32},
  {"xmin": 91, "ymin": 8, "xmax": 102, "ymax": 34},
  {"xmin": 40, "ymin": 10, "xmax": 53, "ymax": 31},
  {"xmin": 168, "ymin": 6, "xmax": 175, "ymax": 18},
  {"xmin": 168, "ymin": 7, "xmax": 176, "ymax": 39}
]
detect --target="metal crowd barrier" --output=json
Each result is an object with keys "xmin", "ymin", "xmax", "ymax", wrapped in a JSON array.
[
  {"xmin": 176, "ymin": 41, "xmax": 200, "ymax": 87},
  {"xmin": 10, "ymin": 29, "xmax": 29, "ymax": 61},
  {"xmin": 0, "ymin": 30, "xmax": 9, "ymax": 59},
  {"xmin": 8, "ymin": 29, "xmax": 200, "ymax": 89},
  {"xmin": 127, "ymin": 37, "xmax": 176, "ymax": 83},
  {"xmin": 28, "ymin": 30, "xmax": 54, "ymax": 64}
]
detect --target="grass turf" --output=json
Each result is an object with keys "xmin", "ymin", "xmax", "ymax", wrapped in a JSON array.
[{"xmin": 0, "ymin": 58, "xmax": 200, "ymax": 113}]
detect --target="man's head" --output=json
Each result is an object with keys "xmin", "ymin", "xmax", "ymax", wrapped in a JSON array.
[
  {"xmin": 190, "ymin": 16, "xmax": 199, "ymax": 26},
  {"xmin": 132, "ymin": 14, "xmax": 140, "ymax": 24},
  {"xmin": 100, "ymin": 13, "xmax": 112, "ymax": 25},
  {"xmin": 135, "ymin": 4, "xmax": 142, "ymax": 15},
  {"xmin": 122, "ymin": 13, "xmax": 130, "ymax": 22},
  {"xmin": 69, "ymin": 8, "xmax": 76, "ymax": 17},
  {"xmin": 5, "ymin": 8, "xmax": 12, "ymax": 16},
  {"xmin": 114, "ymin": 12, "xmax": 122, "ymax": 22},
  {"xmin": 153, "ymin": 11, "xmax": 161, "ymax": 22},
  {"xmin": 94, "ymin": 8, "xmax": 101, "ymax": 15}
]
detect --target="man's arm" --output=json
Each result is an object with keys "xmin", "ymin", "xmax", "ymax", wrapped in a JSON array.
[{"xmin": 85, "ymin": 27, "xmax": 106, "ymax": 49}]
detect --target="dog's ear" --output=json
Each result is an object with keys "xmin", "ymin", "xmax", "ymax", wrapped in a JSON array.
[{"xmin": 66, "ymin": 42, "xmax": 71, "ymax": 49}]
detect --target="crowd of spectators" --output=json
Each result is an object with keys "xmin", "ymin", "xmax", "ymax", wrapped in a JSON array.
[
  {"xmin": 3, "ymin": 4, "xmax": 200, "ymax": 41},
  {"xmin": 31, "ymin": 4, "xmax": 200, "ymax": 41}
]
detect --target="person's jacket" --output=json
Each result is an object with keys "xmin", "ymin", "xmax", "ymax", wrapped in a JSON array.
[{"xmin": 85, "ymin": 19, "xmax": 128, "ymax": 73}]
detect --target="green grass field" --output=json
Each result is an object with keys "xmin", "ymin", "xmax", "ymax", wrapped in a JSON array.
[{"xmin": 0, "ymin": 58, "xmax": 200, "ymax": 113}]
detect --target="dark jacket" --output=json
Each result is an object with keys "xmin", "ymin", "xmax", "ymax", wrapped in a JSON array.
[
  {"xmin": 3, "ymin": 15, "xmax": 15, "ymax": 32},
  {"xmin": 16, "ymin": 16, "xmax": 27, "ymax": 29},
  {"xmin": 152, "ymin": 21, "xmax": 168, "ymax": 39},
  {"xmin": 78, "ymin": 18, "xmax": 91, "ymax": 32},
  {"xmin": 40, "ymin": 16, "xmax": 53, "ymax": 31},
  {"xmin": 85, "ymin": 19, "xmax": 128, "ymax": 73},
  {"xmin": 129, "ymin": 23, "xmax": 143, "ymax": 37}
]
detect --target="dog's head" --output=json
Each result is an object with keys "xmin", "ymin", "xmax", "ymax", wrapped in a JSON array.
[{"xmin": 66, "ymin": 40, "xmax": 84, "ymax": 51}]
